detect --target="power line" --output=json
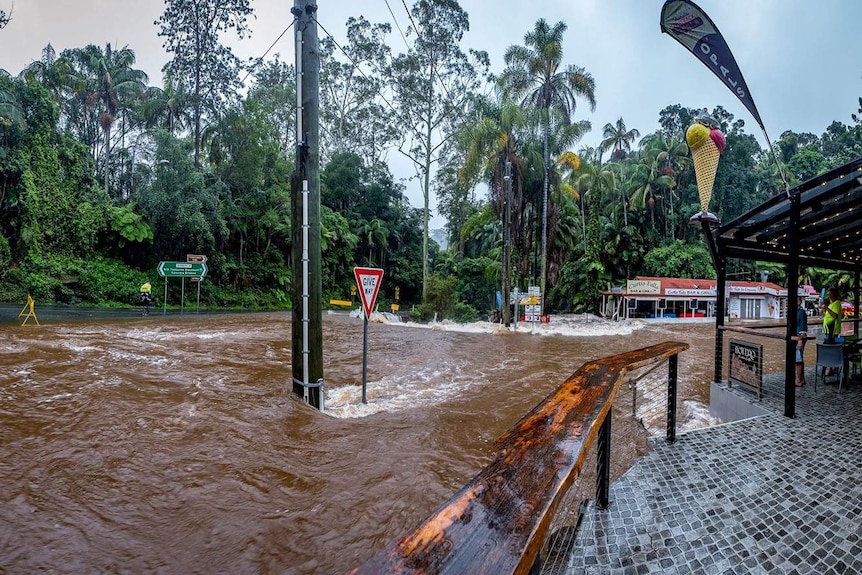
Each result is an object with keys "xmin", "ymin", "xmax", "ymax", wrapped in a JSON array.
[
  {"xmin": 399, "ymin": 0, "xmax": 420, "ymax": 38},
  {"xmin": 240, "ymin": 20, "xmax": 296, "ymax": 86},
  {"xmin": 311, "ymin": 16, "xmax": 401, "ymax": 120},
  {"xmin": 394, "ymin": 0, "xmax": 479, "ymax": 137},
  {"xmin": 317, "ymin": 8, "xmax": 490, "ymax": 178},
  {"xmin": 383, "ymin": 0, "xmax": 410, "ymax": 50}
]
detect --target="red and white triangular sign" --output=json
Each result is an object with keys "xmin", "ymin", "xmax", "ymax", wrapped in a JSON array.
[{"xmin": 354, "ymin": 267, "xmax": 384, "ymax": 318}]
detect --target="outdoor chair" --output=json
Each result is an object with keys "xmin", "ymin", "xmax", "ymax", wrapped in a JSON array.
[
  {"xmin": 844, "ymin": 336, "xmax": 861, "ymax": 383},
  {"xmin": 814, "ymin": 343, "xmax": 844, "ymax": 392}
]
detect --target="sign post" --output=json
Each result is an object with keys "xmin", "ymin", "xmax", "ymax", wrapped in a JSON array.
[
  {"xmin": 158, "ymin": 260, "xmax": 209, "ymax": 314},
  {"xmin": 157, "ymin": 261, "xmax": 208, "ymax": 277},
  {"xmin": 187, "ymin": 255, "xmax": 207, "ymax": 313},
  {"xmin": 354, "ymin": 267, "xmax": 384, "ymax": 404}
]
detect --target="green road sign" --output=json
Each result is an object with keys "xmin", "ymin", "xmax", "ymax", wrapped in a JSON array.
[{"xmin": 157, "ymin": 261, "xmax": 208, "ymax": 278}]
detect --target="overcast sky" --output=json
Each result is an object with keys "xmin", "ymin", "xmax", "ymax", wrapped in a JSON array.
[{"xmin": 1, "ymin": 0, "xmax": 860, "ymax": 228}]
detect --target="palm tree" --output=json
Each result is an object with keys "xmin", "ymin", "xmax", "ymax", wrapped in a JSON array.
[
  {"xmin": 599, "ymin": 117, "xmax": 640, "ymax": 163},
  {"xmin": 639, "ymin": 133, "xmax": 690, "ymax": 239},
  {"xmin": 502, "ymin": 19, "xmax": 596, "ymax": 303},
  {"xmin": 360, "ymin": 217, "xmax": 389, "ymax": 267},
  {"xmin": 572, "ymin": 161, "xmax": 617, "ymax": 245},
  {"xmin": 568, "ymin": 160, "xmax": 615, "ymax": 311},
  {"xmin": 139, "ymin": 70, "xmax": 191, "ymax": 135},
  {"xmin": 457, "ymin": 94, "xmax": 529, "ymax": 326},
  {"xmin": 627, "ymin": 144, "xmax": 676, "ymax": 231},
  {"xmin": 81, "ymin": 44, "xmax": 148, "ymax": 196},
  {"xmin": 20, "ymin": 44, "xmax": 75, "ymax": 106},
  {"xmin": 0, "ymin": 86, "xmax": 23, "ymax": 127}
]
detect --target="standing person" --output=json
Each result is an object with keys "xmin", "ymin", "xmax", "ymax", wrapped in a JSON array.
[
  {"xmin": 139, "ymin": 282, "xmax": 153, "ymax": 316},
  {"xmin": 822, "ymin": 287, "xmax": 843, "ymax": 344},
  {"xmin": 795, "ymin": 298, "xmax": 808, "ymax": 387}
]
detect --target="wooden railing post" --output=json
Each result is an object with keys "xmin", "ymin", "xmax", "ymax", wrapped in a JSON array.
[
  {"xmin": 667, "ymin": 353, "xmax": 678, "ymax": 443},
  {"xmin": 596, "ymin": 411, "xmax": 612, "ymax": 510}
]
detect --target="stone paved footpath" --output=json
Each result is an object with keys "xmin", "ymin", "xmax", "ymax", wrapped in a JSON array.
[{"xmin": 548, "ymin": 371, "xmax": 862, "ymax": 575}]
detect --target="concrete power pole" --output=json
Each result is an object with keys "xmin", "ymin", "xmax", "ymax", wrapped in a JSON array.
[
  {"xmin": 291, "ymin": 0, "xmax": 324, "ymax": 410},
  {"xmin": 503, "ymin": 161, "xmax": 512, "ymax": 327}
]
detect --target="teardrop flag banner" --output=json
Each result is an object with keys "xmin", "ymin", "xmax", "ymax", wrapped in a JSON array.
[
  {"xmin": 661, "ymin": 0, "xmax": 789, "ymax": 192},
  {"xmin": 660, "ymin": 0, "xmax": 764, "ymax": 131}
]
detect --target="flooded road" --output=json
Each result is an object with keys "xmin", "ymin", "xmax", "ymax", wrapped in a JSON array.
[{"xmin": 1, "ymin": 311, "xmax": 731, "ymax": 574}]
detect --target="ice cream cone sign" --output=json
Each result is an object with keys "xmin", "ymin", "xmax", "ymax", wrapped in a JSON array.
[{"xmin": 686, "ymin": 115, "xmax": 726, "ymax": 215}]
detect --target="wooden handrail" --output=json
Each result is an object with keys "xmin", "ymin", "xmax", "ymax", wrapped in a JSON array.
[
  {"xmin": 348, "ymin": 341, "xmax": 689, "ymax": 575},
  {"xmin": 719, "ymin": 325, "xmax": 820, "ymax": 341}
]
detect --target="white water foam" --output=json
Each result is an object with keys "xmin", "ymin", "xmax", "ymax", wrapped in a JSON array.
[
  {"xmin": 126, "ymin": 327, "xmax": 229, "ymax": 342},
  {"xmin": 106, "ymin": 349, "xmax": 175, "ymax": 367},
  {"xmin": 36, "ymin": 392, "xmax": 74, "ymax": 404},
  {"xmin": 385, "ymin": 314, "xmax": 645, "ymax": 338},
  {"xmin": 347, "ymin": 309, "xmax": 402, "ymax": 324},
  {"xmin": 58, "ymin": 341, "xmax": 100, "ymax": 354},
  {"xmin": 324, "ymin": 361, "xmax": 478, "ymax": 419}
]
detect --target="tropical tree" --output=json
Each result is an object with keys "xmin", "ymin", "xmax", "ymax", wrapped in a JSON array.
[
  {"xmin": 0, "ymin": 84, "xmax": 23, "ymax": 127},
  {"xmin": 85, "ymin": 44, "xmax": 148, "ymax": 196},
  {"xmin": 560, "ymin": 159, "xmax": 614, "ymax": 312},
  {"xmin": 637, "ymin": 132, "xmax": 690, "ymax": 239},
  {"xmin": 455, "ymin": 94, "xmax": 529, "ymax": 324},
  {"xmin": 501, "ymin": 18, "xmax": 596, "ymax": 301},
  {"xmin": 319, "ymin": 16, "xmax": 396, "ymax": 164},
  {"xmin": 643, "ymin": 240, "xmax": 714, "ymax": 279},
  {"xmin": 19, "ymin": 44, "xmax": 74, "ymax": 106},
  {"xmin": 627, "ymin": 142, "xmax": 675, "ymax": 232},
  {"xmin": 388, "ymin": 0, "xmax": 489, "ymax": 299},
  {"xmin": 360, "ymin": 217, "xmax": 389, "ymax": 267},
  {"xmin": 599, "ymin": 117, "xmax": 640, "ymax": 163},
  {"xmin": 139, "ymin": 70, "xmax": 191, "ymax": 135},
  {"xmin": 249, "ymin": 57, "xmax": 296, "ymax": 159},
  {"xmin": 137, "ymin": 130, "xmax": 229, "ymax": 268},
  {"xmin": 157, "ymin": 0, "xmax": 253, "ymax": 167}
]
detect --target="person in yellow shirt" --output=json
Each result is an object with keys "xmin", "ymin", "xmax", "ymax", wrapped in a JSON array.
[
  {"xmin": 822, "ymin": 287, "xmax": 843, "ymax": 344},
  {"xmin": 139, "ymin": 282, "xmax": 154, "ymax": 316}
]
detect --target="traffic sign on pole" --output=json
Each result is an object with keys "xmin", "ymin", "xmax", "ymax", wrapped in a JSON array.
[
  {"xmin": 157, "ymin": 261, "xmax": 208, "ymax": 278},
  {"xmin": 187, "ymin": 254, "xmax": 208, "ymax": 263},
  {"xmin": 353, "ymin": 267, "xmax": 384, "ymax": 318}
]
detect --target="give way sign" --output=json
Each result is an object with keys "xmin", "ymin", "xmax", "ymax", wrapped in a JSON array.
[{"xmin": 354, "ymin": 267, "xmax": 384, "ymax": 318}]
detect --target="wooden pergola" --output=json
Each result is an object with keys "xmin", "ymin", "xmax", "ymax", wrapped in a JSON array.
[{"xmin": 697, "ymin": 157, "xmax": 862, "ymax": 417}]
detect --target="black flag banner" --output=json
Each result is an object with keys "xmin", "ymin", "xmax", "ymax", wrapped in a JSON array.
[{"xmin": 660, "ymin": 0, "xmax": 764, "ymax": 130}]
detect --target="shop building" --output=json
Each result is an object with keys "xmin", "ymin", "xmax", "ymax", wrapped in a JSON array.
[{"xmin": 602, "ymin": 276, "xmax": 806, "ymax": 320}]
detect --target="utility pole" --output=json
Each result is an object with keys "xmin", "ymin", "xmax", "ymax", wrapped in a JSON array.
[
  {"xmin": 503, "ymin": 161, "xmax": 512, "ymax": 327},
  {"xmin": 291, "ymin": 0, "xmax": 324, "ymax": 410}
]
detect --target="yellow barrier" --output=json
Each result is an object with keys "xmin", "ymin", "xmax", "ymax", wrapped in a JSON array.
[
  {"xmin": 18, "ymin": 294, "xmax": 40, "ymax": 326},
  {"xmin": 329, "ymin": 299, "xmax": 353, "ymax": 307}
]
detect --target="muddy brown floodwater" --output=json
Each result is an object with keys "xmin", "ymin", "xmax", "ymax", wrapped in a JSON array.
[{"xmin": 1, "ymin": 311, "xmax": 756, "ymax": 574}]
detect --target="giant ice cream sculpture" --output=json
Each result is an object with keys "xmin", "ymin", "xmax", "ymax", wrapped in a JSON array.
[{"xmin": 686, "ymin": 117, "xmax": 726, "ymax": 217}]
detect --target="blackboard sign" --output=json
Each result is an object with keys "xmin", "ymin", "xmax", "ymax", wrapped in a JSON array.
[{"xmin": 729, "ymin": 339, "xmax": 763, "ymax": 398}]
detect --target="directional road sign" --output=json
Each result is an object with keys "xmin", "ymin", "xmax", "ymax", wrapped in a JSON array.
[
  {"xmin": 187, "ymin": 254, "xmax": 208, "ymax": 263},
  {"xmin": 158, "ymin": 261, "xmax": 209, "ymax": 278},
  {"xmin": 353, "ymin": 267, "xmax": 384, "ymax": 318}
]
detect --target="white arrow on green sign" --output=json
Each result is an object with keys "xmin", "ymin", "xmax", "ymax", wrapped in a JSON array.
[{"xmin": 158, "ymin": 261, "xmax": 208, "ymax": 278}]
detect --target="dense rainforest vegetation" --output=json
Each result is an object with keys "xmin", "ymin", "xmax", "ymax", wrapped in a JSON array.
[{"xmin": 1, "ymin": 0, "xmax": 861, "ymax": 319}]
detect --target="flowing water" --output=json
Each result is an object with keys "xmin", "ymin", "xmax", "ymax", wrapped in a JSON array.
[{"xmin": 1, "ymin": 310, "xmax": 732, "ymax": 574}]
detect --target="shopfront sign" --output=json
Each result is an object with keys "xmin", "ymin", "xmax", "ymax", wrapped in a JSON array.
[
  {"xmin": 666, "ymin": 288, "xmax": 716, "ymax": 296},
  {"xmin": 626, "ymin": 280, "xmax": 661, "ymax": 295},
  {"xmin": 729, "ymin": 339, "xmax": 763, "ymax": 398}
]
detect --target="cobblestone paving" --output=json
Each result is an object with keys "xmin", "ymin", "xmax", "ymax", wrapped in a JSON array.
[{"xmin": 555, "ymin": 371, "xmax": 862, "ymax": 575}]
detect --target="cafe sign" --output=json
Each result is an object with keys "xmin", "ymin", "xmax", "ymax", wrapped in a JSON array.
[
  {"xmin": 626, "ymin": 280, "xmax": 661, "ymax": 295},
  {"xmin": 666, "ymin": 288, "xmax": 716, "ymax": 296},
  {"xmin": 729, "ymin": 339, "xmax": 763, "ymax": 398}
]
